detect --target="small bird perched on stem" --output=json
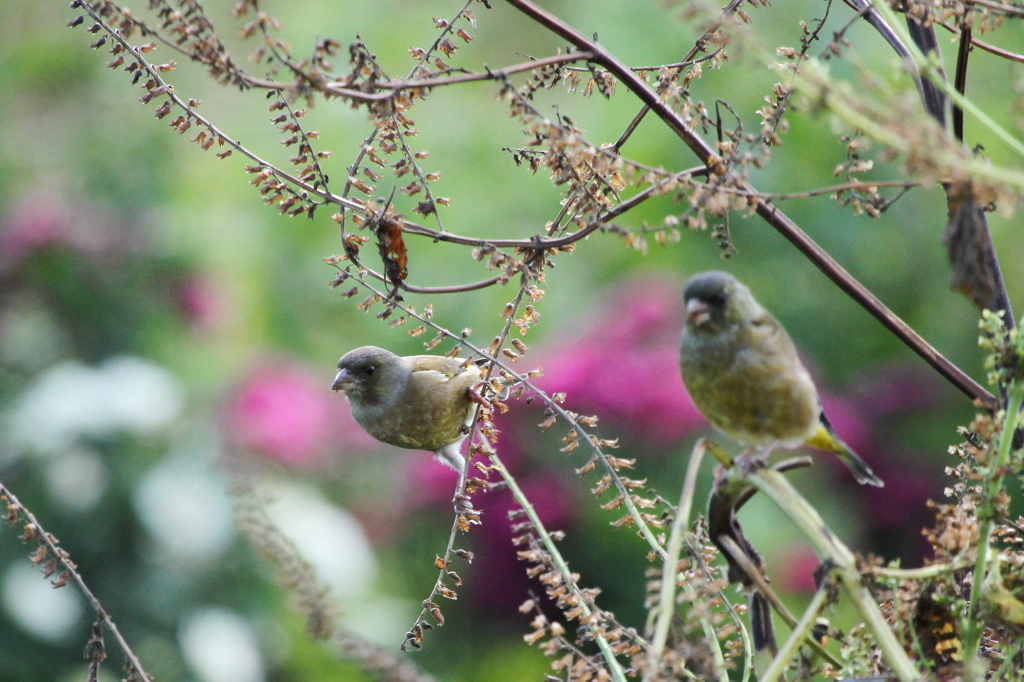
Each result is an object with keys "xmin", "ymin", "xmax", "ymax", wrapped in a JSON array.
[
  {"xmin": 331, "ymin": 346, "xmax": 483, "ymax": 477},
  {"xmin": 679, "ymin": 271, "xmax": 883, "ymax": 487}
]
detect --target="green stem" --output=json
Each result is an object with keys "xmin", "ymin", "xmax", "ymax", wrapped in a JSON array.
[
  {"xmin": 962, "ymin": 381, "xmax": 1024, "ymax": 676},
  {"xmin": 748, "ymin": 469, "xmax": 921, "ymax": 682},
  {"xmin": 490, "ymin": 453, "xmax": 629, "ymax": 682},
  {"xmin": 867, "ymin": 559, "xmax": 974, "ymax": 580},
  {"xmin": 646, "ymin": 442, "xmax": 706, "ymax": 680},
  {"xmin": 759, "ymin": 586, "xmax": 830, "ymax": 682}
]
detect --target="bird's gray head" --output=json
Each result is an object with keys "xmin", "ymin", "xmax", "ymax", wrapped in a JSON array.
[
  {"xmin": 683, "ymin": 270, "xmax": 751, "ymax": 333},
  {"xmin": 332, "ymin": 346, "xmax": 402, "ymax": 404}
]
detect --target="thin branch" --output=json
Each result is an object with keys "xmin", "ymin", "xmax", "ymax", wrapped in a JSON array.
[
  {"xmin": 646, "ymin": 440, "xmax": 709, "ymax": 681},
  {"xmin": 400, "ymin": 474, "xmax": 478, "ymax": 651},
  {"xmin": 366, "ymin": 51, "xmax": 596, "ymax": 92},
  {"xmin": 612, "ymin": 0, "xmax": 746, "ymax": 152},
  {"xmin": 398, "ymin": 279, "xmax": 529, "ymax": 652},
  {"xmin": 965, "ymin": 0, "xmax": 1024, "ymax": 18},
  {"xmin": 343, "ymin": 166, "xmax": 707, "ymax": 294},
  {"xmin": 709, "ymin": 179, "xmax": 923, "ymax": 201},
  {"xmin": 866, "ymin": 558, "xmax": 975, "ymax": 579},
  {"xmin": 0, "ymin": 481, "xmax": 151, "ymax": 680},
  {"xmin": 937, "ymin": 21, "xmax": 1024, "ymax": 64},
  {"xmin": 898, "ymin": 0, "xmax": 950, "ymax": 126},
  {"xmin": 953, "ymin": 22, "xmax": 971, "ymax": 142},
  {"xmin": 963, "ymin": 381, "xmax": 1024, "ymax": 669},
  {"xmin": 868, "ymin": 0, "xmax": 1024, "ymax": 161},
  {"xmin": 714, "ymin": 532, "xmax": 841, "ymax": 670},
  {"xmin": 400, "ymin": 276, "xmax": 505, "ymax": 294},
  {"xmin": 563, "ymin": 48, "xmax": 725, "ymax": 74},
  {"xmin": 714, "ymin": 514, "xmax": 841, "ymax": 668}
]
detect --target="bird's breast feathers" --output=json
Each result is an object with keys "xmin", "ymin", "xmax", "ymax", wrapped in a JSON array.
[{"xmin": 683, "ymin": 325, "xmax": 820, "ymax": 446}]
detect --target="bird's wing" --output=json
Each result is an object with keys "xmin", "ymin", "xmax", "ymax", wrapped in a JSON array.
[
  {"xmin": 805, "ymin": 421, "xmax": 846, "ymax": 453},
  {"xmin": 409, "ymin": 355, "xmax": 474, "ymax": 380},
  {"xmin": 743, "ymin": 311, "xmax": 797, "ymax": 363},
  {"xmin": 746, "ymin": 308, "xmax": 782, "ymax": 340},
  {"xmin": 407, "ymin": 357, "xmax": 483, "ymax": 396}
]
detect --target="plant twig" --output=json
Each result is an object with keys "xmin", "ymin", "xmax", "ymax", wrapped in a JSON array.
[
  {"xmin": 611, "ymin": 0, "xmax": 747, "ymax": 152},
  {"xmin": 759, "ymin": 585, "xmax": 831, "ymax": 682},
  {"xmin": 645, "ymin": 440, "xmax": 716, "ymax": 682},
  {"xmin": 866, "ymin": 558, "xmax": 975, "ymax": 579},
  {"xmin": 962, "ymin": 381, "xmax": 1024, "ymax": 674},
  {"xmin": 366, "ymin": 51, "xmax": 596, "ymax": 92},
  {"xmin": 937, "ymin": 22, "xmax": 1024, "ymax": 64},
  {"xmin": 867, "ymin": 0, "xmax": 1024, "ymax": 160},
  {"xmin": 0, "ymin": 481, "xmax": 151, "ymax": 681}
]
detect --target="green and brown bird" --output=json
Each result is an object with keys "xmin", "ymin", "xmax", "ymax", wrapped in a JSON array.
[
  {"xmin": 332, "ymin": 346, "xmax": 482, "ymax": 474},
  {"xmin": 679, "ymin": 271, "xmax": 883, "ymax": 487}
]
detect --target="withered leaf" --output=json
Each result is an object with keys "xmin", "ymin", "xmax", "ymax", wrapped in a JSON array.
[
  {"xmin": 375, "ymin": 217, "xmax": 409, "ymax": 288},
  {"xmin": 943, "ymin": 181, "xmax": 1001, "ymax": 313}
]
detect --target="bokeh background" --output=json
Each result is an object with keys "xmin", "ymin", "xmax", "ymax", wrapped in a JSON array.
[{"xmin": 1, "ymin": 0, "xmax": 1022, "ymax": 680}]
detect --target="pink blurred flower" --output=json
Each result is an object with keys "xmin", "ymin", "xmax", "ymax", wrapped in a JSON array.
[
  {"xmin": 539, "ymin": 275, "xmax": 704, "ymax": 445},
  {"xmin": 403, "ymin": 455, "xmax": 462, "ymax": 506},
  {"xmin": 854, "ymin": 365, "xmax": 946, "ymax": 419},
  {"xmin": 225, "ymin": 361, "xmax": 376, "ymax": 467},
  {"xmin": 0, "ymin": 192, "xmax": 73, "ymax": 270},
  {"xmin": 775, "ymin": 544, "xmax": 821, "ymax": 593},
  {"xmin": 0, "ymin": 191, "xmax": 129, "ymax": 273},
  {"xmin": 177, "ymin": 274, "xmax": 228, "ymax": 331}
]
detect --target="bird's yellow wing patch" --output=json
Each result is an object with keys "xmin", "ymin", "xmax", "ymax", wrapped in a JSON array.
[{"xmin": 804, "ymin": 423, "xmax": 845, "ymax": 453}]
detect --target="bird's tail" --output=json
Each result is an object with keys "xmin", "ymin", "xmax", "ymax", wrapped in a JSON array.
[
  {"xmin": 749, "ymin": 590, "xmax": 777, "ymax": 673},
  {"xmin": 836, "ymin": 447, "xmax": 885, "ymax": 487},
  {"xmin": 807, "ymin": 415, "xmax": 885, "ymax": 487},
  {"xmin": 434, "ymin": 441, "xmax": 467, "ymax": 475}
]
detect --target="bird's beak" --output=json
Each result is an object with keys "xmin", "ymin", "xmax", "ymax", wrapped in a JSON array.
[
  {"xmin": 332, "ymin": 368, "xmax": 354, "ymax": 392},
  {"xmin": 685, "ymin": 298, "xmax": 712, "ymax": 327}
]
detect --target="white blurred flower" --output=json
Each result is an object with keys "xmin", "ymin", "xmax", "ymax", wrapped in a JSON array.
[
  {"xmin": 6, "ymin": 355, "xmax": 185, "ymax": 456},
  {"xmin": 46, "ymin": 447, "xmax": 108, "ymax": 512},
  {"xmin": 134, "ymin": 452, "xmax": 234, "ymax": 564},
  {"xmin": 180, "ymin": 608, "xmax": 265, "ymax": 682},
  {"xmin": 2, "ymin": 560, "xmax": 84, "ymax": 643},
  {"xmin": 260, "ymin": 482, "xmax": 377, "ymax": 600},
  {"xmin": 342, "ymin": 595, "xmax": 413, "ymax": 647},
  {"xmin": 257, "ymin": 481, "xmax": 411, "ymax": 645}
]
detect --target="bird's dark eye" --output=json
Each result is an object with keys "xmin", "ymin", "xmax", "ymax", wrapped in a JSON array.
[{"xmin": 365, "ymin": 365, "xmax": 376, "ymax": 375}]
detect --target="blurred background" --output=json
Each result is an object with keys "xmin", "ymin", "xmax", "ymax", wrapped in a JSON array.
[{"xmin": 0, "ymin": 0, "xmax": 1022, "ymax": 680}]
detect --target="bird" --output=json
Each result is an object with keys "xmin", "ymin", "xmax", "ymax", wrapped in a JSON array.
[
  {"xmin": 331, "ymin": 346, "xmax": 483, "ymax": 475},
  {"xmin": 679, "ymin": 270, "xmax": 883, "ymax": 487}
]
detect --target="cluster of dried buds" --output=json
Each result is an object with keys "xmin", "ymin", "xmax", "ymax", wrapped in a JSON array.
[{"xmin": 513, "ymin": 518, "xmax": 643, "ymax": 680}]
